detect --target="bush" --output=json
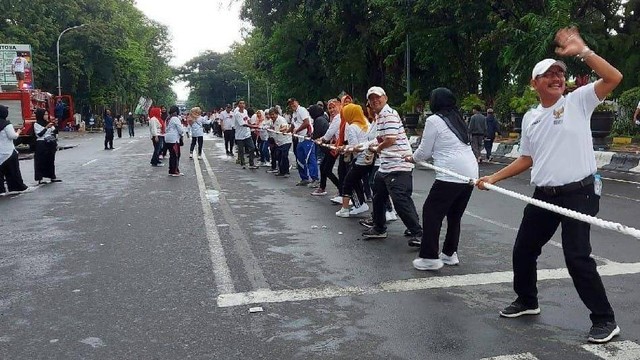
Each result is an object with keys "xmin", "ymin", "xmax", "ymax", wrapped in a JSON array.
[
  {"xmin": 509, "ymin": 87, "xmax": 539, "ymax": 113},
  {"xmin": 612, "ymin": 87, "xmax": 640, "ymax": 136},
  {"xmin": 460, "ymin": 94, "xmax": 484, "ymax": 113}
]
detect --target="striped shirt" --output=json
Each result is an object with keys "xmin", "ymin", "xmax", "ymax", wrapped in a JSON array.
[{"xmin": 376, "ymin": 104, "xmax": 414, "ymax": 173}]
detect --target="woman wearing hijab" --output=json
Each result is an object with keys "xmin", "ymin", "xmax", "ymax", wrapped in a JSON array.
[
  {"xmin": 148, "ymin": 107, "xmax": 163, "ymax": 167},
  {"xmin": 34, "ymin": 108, "xmax": 61, "ymax": 184},
  {"xmin": 335, "ymin": 104, "xmax": 372, "ymax": 217},
  {"xmin": 405, "ymin": 88, "xmax": 478, "ymax": 271},
  {"xmin": 164, "ymin": 105, "xmax": 185, "ymax": 176},
  {"xmin": 0, "ymin": 105, "xmax": 28, "ymax": 193}
]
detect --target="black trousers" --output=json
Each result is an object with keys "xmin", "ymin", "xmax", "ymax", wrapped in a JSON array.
[
  {"xmin": 371, "ymin": 171, "xmax": 421, "ymax": 235},
  {"xmin": 104, "ymin": 129, "xmax": 114, "ymax": 149},
  {"xmin": 319, "ymin": 152, "xmax": 339, "ymax": 190},
  {"xmin": 484, "ymin": 138, "xmax": 494, "ymax": 159},
  {"xmin": 190, "ymin": 136, "xmax": 203, "ymax": 155},
  {"xmin": 513, "ymin": 186, "xmax": 615, "ymax": 325},
  {"xmin": 337, "ymin": 155, "xmax": 348, "ymax": 196},
  {"xmin": 419, "ymin": 180, "xmax": 473, "ymax": 259},
  {"xmin": 236, "ymin": 137, "xmax": 255, "ymax": 166},
  {"xmin": 165, "ymin": 142, "xmax": 180, "ymax": 174},
  {"xmin": 34, "ymin": 140, "xmax": 57, "ymax": 181},
  {"xmin": 277, "ymin": 143, "xmax": 291, "ymax": 175},
  {"xmin": 343, "ymin": 163, "xmax": 372, "ymax": 207},
  {"xmin": 0, "ymin": 151, "xmax": 27, "ymax": 192},
  {"xmin": 116, "ymin": 128, "xmax": 122, "ymax": 138},
  {"xmin": 223, "ymin": 130, "xmax": 235, "ymax": 153},
  {"xmin": 128, "ymin": 123, "xmax": 135, "ymax": 137},
  {"xmin": 269, "ymin": 141, "xmax": 278, "ymax": 170}
]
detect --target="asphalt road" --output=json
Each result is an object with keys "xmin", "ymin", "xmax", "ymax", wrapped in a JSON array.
[{"xmin": 1, "ymin": 131, "xmax": 640, "ymax": 360}]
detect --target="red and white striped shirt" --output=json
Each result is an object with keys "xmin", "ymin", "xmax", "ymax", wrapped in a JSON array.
[{"xmin": 376, "ymin": 104, "xmax": 414, "ymax": 173}]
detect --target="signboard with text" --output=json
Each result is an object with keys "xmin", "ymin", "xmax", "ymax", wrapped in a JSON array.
[{"xmin": 0, "ymin": 44, "xmax": 33, "ymax": 90}]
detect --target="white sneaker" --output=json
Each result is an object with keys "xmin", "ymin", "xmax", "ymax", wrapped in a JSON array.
[
  {"xmin": 330, "ymin": 196, "xmax": 342, "ymax": 204},
  {"xmin": 335, "ymin": 208, "xmax": 350, "ymax": 218},
  {"xmin": 349, "ymin": 203, "xmax": 369, "ymax": 216},
  {"xmin": 439, "ymin": 252, "xmax": 459, "ymax": 266},
  {"xmin": 385, "ymin": 210, "xmax": 398, "ymax": 222},
  {"xmin": 413, "ymin": 258, "xmax": 444, "ymax": 271}
]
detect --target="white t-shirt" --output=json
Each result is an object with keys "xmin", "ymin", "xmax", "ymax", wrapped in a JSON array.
[
  {"xmin": 234, "ymin": 109, "xmax": 251, "ymax": 140},
  {"xmin": 273, "ymin": 115, "xmax": 292, "ymax": 146},
  {"xmin": 323, "ymin": 114, "xmax": 341, "ymax": 142},
  {"xmin": 12, "ymin": 57, "xmax": 26, "ymax": 72},
  {"xmin": 520, "ymin": 82, "xmax": 600, "ymax": 187},
  {"xmin": 346, "ymin": 124, "xmax": 369, "ymax": 164},
  {"xmin": 636, "ymin": 100, "xmax": 640, "ymax": 109},
  {"xmin": 221, "ymin": 111, "xmax": 234, "ymax": 130},
  {"xmin": 292, "ymin": 106, "xmax": 312, "ymax": 137},
  {"xmin": 413, "ymin": 114, "xmax": 479, "ymax": 183},
  {"xmin": 259, "ymin": 118, "xmax": 273, "ymax": 141}
]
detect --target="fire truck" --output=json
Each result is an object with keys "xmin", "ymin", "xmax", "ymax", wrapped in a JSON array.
[{"xmin": 0, "ymin": 89, "xmax": 75, "ymax": 150}]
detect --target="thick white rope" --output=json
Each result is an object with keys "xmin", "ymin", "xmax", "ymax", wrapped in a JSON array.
[{"xmin": 263, "ymin": 126, "xmax": 640, "ymax": 238}]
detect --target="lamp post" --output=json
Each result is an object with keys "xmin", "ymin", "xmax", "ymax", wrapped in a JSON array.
[{"xmin": 57, "ymin": 24, "xmax": 87, "ymax": 97}]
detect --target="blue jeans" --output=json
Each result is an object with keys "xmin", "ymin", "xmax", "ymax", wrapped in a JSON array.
[
  {"xmin": 151, "ymin": 137, "xmax": 164, "ymax": 165},
  {"xmin": 260, "ymin": 140, "xmax": 270, "ymax": 163},
  {"xmin": 295, "ymin": 139, "xmax": 318, "ymax": 181}
]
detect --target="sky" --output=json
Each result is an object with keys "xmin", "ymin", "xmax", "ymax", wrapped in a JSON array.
[{"xmin": 134, "ymin": 0, "xmax": 245, "ymax": 100}]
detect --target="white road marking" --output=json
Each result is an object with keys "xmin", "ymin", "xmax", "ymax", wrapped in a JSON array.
[
  {"xmin": 602, "ymin": 176, "xmax": 640, "ymax": 185},
  {"xmin": 582, "ymin": 340, "xmax": 640, "ymax": 360},
  {"xmin": 119, "ymin": 153, "xmax": 151, "ymax": 157},
  {"xmin": 481, "ymin": 353, "xmax": 539, "ymax": 360},
  {"xmin": 606, "ymin": 193, "xmax": 640, "ymax": 203},
  {"xmin": 217, "ymin": 261, "xmax": 640, "ymax": 307},
  {"xmin": 194, "ymin": 151, "xmax": 235, "ymax": 294},
  {"xmin": 81, "ymin": 159, "xmax": 98, "ymax": 167},
  {"xmin": 464, "ymin": 211, "xmax": 614, "ymax": 265},
  {"xmin": 201, "ymin": 152, "xmax": 270, "ymax": 291},
  {"xmin": 111, "ymin": 147, "xmax": 121, "ymax": 152}
]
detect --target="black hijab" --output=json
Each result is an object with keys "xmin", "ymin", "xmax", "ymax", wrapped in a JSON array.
[
  {"xmin": 35, "ymin": 108, "xmax": 48, "ymax": 127},
  {"xmin": 0, "ymin": 105, "xmax": 9, "ymax": 131},
  {"xmin": 429, "ymin": 88, "xmax": 469, "ymax": 145}
]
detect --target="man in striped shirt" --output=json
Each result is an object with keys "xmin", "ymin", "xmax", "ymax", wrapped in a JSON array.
[{"xmin": 363, "ymin": 86, "xmax": 423, "ymax": 245}]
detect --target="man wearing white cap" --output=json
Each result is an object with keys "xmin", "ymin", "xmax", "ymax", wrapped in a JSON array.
[
  {"xmin": 477, "ymin": 27, "xmax": 622, "ymax": 343},
  {"xmin": 363, "ymin": 86, "xmax": 422, "ymax": 244}
]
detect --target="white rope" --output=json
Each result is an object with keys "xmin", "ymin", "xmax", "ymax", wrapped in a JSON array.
[
  {"xmin": 377, "ymin": 149, "xmax": 640, "ymax": 239},
  {"xmin": 259, "ymin": 128, "xmax": 640, "ymax": 238}
]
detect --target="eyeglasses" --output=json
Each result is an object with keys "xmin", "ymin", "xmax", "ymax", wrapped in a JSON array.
[{"xmin": 536, "ymin": 70, "xmax": 565, "ymax": 79}]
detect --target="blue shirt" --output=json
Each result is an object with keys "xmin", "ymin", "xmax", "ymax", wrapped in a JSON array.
[{"xmin": 104, "ymin": 115, "xmax": 114, "ymax": 130}]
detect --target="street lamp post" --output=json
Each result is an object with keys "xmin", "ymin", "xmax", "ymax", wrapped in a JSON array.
[{"xmin": 57, "ymin": 24, "xmax": 86, "ymax": 97}]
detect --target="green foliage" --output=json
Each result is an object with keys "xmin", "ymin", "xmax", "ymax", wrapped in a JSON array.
[
  {"xmin": 611, "ymin": 86, "xmax": 640, "ymax": 136},
  {"xmin": 398, "ymin": 90, "xmax": 423, "ymax": 115},
  {"xmin": 509, "ymin": 87, "xmax": 539, "ymax": 113},
  {"xmin": 460, "ymin": 94, "xmax": 484, "ymax": 112}
]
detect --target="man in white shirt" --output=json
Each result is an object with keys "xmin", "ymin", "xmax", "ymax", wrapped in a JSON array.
[
  {"xmin": 478, "ymin": 27, "xmax": 622, "ymax": 344},
  {"xmin": 288, "ymin": 98, "xmax": 319, "ymax": 186},
  {"xmin": 221, "ymin": 104, "xmax": 235, "ymax": 155},
  {"xmin": 233, "ymin": 100, "xmax": 257, "ymax": 169},
  {"xmin": 11, "ymin": 55, "xmax": 28, "ymax": 90}
]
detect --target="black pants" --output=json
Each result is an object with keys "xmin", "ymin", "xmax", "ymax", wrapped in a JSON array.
[
  {"xmin": 369, "ymin": 166, "xmax": 393, "ymax": 212},
  {"xmin": 150, "ymin": 137, "xmax": 163, "ymax": 165},
  {"xmin": 343, "ymin": 163, "xmax": 371, "ymax": 207},
  {"xmin": 277, "ymin": 143, "xmax": 291, "ymax": 175},
  {"xmin": 512, "ymin": 185, "xmax": 614, "ymax": 325},
  {"xmin": 34, "ymin": 140, "xmax": 57, "ymax": 181},
  {"xmin": 252, "ymin": 133, "xmax": 260, "ymax": 156},
  {"xmin": 319, "ymin": 152, "xmax": 339, "ymax": 190},
  {"xmin": 236, "ymin": 137, "xmax": 255, "ymax": 166},
  {"xmin": 269, "ymin": 141, "xmax": 278, "ymax": 170},
  {"xmin": 224, "ymin": 130, "xmax": 235, "ymax": 153},
  {"xmin": 165, "ymin": 142, "xmax": 180, "ymax": 174},
  {"xmin": 419, "ymin": 180, "xmax": 473, "ymax": 259},
  {"xmin": 0, "ymin": 151, "xmax": 27, "ymax": 192},
  {"xmin": 104, "ymin": 129, "xmax": 114, "ymax": 149},
  {"xmin": 190, "ymin": 136, "xmax": 203, "ymax": 156},
  {"xmin": 484, "ymin": 138, "xmax": 494, "ymax": 159},
  {"xmin": 337, "ymin": 155, "xmax": 348, "ymax": 196},
  {"xmin": 292, "ymin": 137, "xmax": 299, "ymax": 162},
  {"xmin": 371, "ymin": 171, "xmax": 421, "ymax": 235},
  {"xmin": 116, "ymin": 128, "xmax": 122, "ymax": 138},
  {"xmin": 128, "ymin": 123, "xmax": 135, "ymax": 137}
]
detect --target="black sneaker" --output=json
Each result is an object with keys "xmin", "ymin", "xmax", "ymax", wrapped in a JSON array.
[
  {"xmin": 499, "ymin": 301, "xmax": 541, "ymax": 318},
  {"xmin": 359, "ymin": 218, "xmax": 374, "ymax": 229},
  {"xmin": 362, "ymin": 228, "xmax": 387, "ymax": 239},
  {"xmin": 588, "ymin": 322, "xmax": 620, "ymax": 343},
  {"xmin": 404, "ymin": 229, "xmax": 415, "ymax": 237},
  {"xmin": 407, "ymin": 236, "xmax": 421, "ymax": 247}
]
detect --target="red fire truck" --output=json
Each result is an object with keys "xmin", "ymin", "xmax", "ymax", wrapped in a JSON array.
[{"xmin": 0, "ymin": 90, "xmax": 75, "ymax": 150}]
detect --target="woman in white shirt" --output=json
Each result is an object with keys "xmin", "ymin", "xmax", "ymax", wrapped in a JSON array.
[
  {"xmin": 33, "ymin": 108, "xmax": 61, "ymax": 184},
  {"xmin": 187, "ymin": 107, "xmax": 206, "ymax": 159},
  {"xmin": 0, "ymin": 105, "xmax": 28, "ymax": 193},
  {"xmin": 406, "ymin": 87, "xmax": 478, "ymax": 271},
  {"xmin": 164, "ymin": 105, "xmax": 185, "ymax": 176}
]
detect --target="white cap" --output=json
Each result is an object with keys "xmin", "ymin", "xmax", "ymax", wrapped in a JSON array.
[
  {"xmin": 366, "ymin": 86, "xmax": 386, "ymax": 98},
  {"xmin": 531, "ymin": 59, "xmax": 567, "ymax": 80}
]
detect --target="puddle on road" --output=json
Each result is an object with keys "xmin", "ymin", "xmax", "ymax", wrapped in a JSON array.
[{"xmin": 206, "ymin": 189, "xmax": 220, "ymax": 203}]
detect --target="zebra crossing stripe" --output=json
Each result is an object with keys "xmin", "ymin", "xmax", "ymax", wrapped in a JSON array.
[
  {"xmin": 480, "ymin": 352, "xmax": 539, "ymax": 360},
  {"xmin": 582, "ymin": 340, "xmax": 640, "ymax": 360}
]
